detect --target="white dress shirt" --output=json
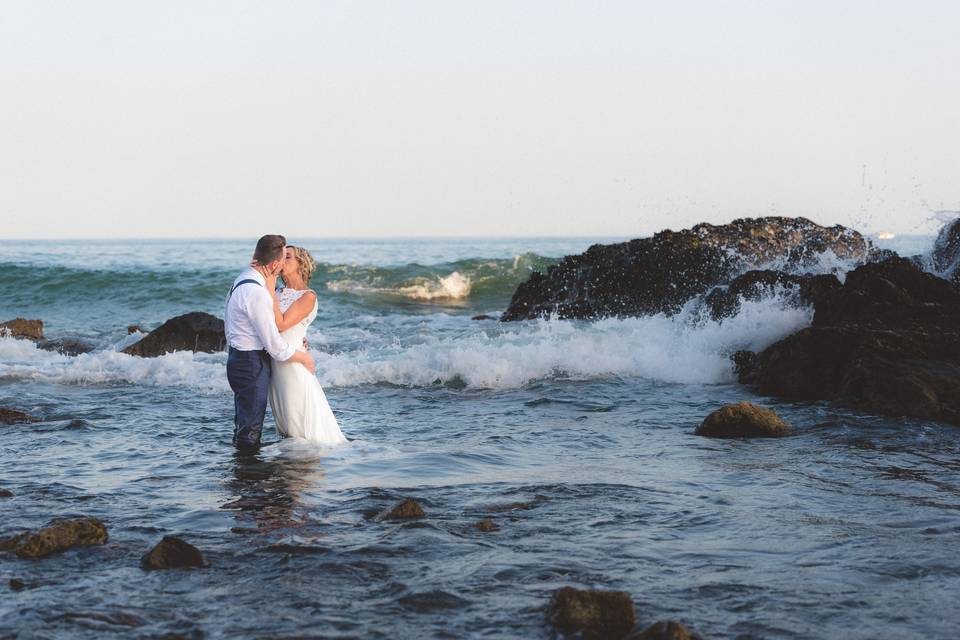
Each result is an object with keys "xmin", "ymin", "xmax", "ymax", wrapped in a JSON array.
[{"xmin": 224, "ymin": 268, "xmax": 296, "ymax": 361}]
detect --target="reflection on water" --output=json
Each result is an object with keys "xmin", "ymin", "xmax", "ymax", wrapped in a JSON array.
[{"xmin": 221, "ymin": 443, "xmax": 329, "ymax": 535}]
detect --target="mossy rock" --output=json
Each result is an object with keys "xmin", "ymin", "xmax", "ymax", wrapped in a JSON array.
[
  {"xmin": 696, "ymin": 401, "xmax": 791, "ymax": 438},
  {"xmin": 13, "ymin": 518, "xmax": 108, "ymax": 559},
  {"xmin": 547, "ymin": 586, "xmax": 636, "ymax": 639}
]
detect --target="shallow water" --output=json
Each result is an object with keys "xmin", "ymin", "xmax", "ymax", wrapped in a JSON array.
[{"xmin": 2, "ymin": 234, "xmax": 958, "ymax": 639}]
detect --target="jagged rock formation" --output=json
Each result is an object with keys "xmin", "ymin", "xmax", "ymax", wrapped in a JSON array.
[
  {"xmin": 736, "ymin": 257, "xmax": 960, "ymax": 425},
  {"xmin": 502, "ymin": 217, "xmax": 880, "ymax": 321}
]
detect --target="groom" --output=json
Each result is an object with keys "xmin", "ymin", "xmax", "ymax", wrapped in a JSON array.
[{"xmin": 224, "ymin": 234, "xmax": 315, "ymax": 451}]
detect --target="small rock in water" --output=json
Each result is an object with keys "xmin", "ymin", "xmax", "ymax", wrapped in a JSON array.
[
  {"xmin": 0, "ymin": 317, "xmax": 44, "ymax": 340},
  {"xmin": 127, "ymin": 324, "xmax": 146, "ymax": 334},
  {"xmin": 0, "ymin": 489, "xmax": 13, "ymax": 498},
  {"xmin": 547, "ymin": 587, "xmax": 637, "ymax": 640},
  {"xmin": 141, "ymin": 536, "xmax": 208, "ymax": 570},
  {"xmin": 471, "ymin": 314, "xmax": 496, "ymax": 320},
  {"xmin": 9, "ymin": 578, "xmax": 26, "ymax": 591},
  {"xmin": 13, "ymin": 517, "xmax": 109, "ymax": 559},
  {"xmin": 36, "ymin": 337, "xmax": 95, "ymax": 356},
  {"xmin": 122, "ymin": 311, "xmax": 225, "ymax": 357},
  {"xmin": 475, "ymin": 517, "xmax": 499, "ymax": 532},
  {"xmin": 0, "ymin": 408, "xmax": 38, "ymax": 425},
  {"xmin": 380, "ymin": 498, "xmax": 425, "ymax": 520},
  {"xmin": 627, "ymin": 620, "xmax": 703, "ymax": 640},
  {"xmin": 696, "ymin": 401, "xmax": 791, "ymax": 438}
]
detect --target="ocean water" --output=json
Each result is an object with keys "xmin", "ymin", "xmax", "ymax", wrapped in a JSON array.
[{"xmin": 1, "ymin": 232, "xmax": 958, "ymax": 639}]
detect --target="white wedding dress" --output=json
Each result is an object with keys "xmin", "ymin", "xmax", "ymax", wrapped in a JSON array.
[{"xmin": 268, "ymin": 288, "xmax": 347, "ymax": 445}]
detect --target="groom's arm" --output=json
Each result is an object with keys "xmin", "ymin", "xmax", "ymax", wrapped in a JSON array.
[{"xmin": 245, "ymin": 289, "xmax": 297, "ymax": 362}]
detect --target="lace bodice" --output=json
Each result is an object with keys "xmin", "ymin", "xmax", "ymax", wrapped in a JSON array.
[{"xmin": 276, "ymin": 288, "xmax": 317, "ymax": 349}]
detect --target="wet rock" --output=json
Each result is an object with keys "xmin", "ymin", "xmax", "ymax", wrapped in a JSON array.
[
  {"xmin": 141, "ymin": 536, "xmax": 208, "ymax": 570},
  {"xmin": 122, "ymin": 312, "xmax": 225, "ymax": 357},
  {"xmin": 502, "ymin": 217, "xmax": 879, "ymax": 321},
  {"xmin": 546, "ymin": 586, "xmax": 637, "ymax": 640},
  {"xmin": 379, "ymin": 498, "xmax": 425, "ymax": 520},
  {"xmin": 12, "ymin": 517, "xmax": 109, "ymax": 559},
  {"xmin": 627, "ymin": 620, "xmax": 703, "ymax": 640},
  {"xmin": 931, "ymin": 217, "xmax": 960, "ymax": 284},
  {"xmin": 0, "ymin": 489, "xmax": 13, "ymax": 498},
  {"xmin": 127, "ymin": 324, "xmax": 146, "ymax": 334},
  {"xmin": 696, "ymin": 402, "xmax": 791, "ymax": 438},
  {"xmin": 0, "ymin": 408, "xmax": 38, "ymax": 424},
  {"xmin": 0, "ymin": 317, "xmax": 44, "ymax": 340},
  {"xmin": 475, "ymin": 517, "xmax": 499, "ymax": 532},
  {"xmin": 702, "ymin": 270, "xmax": 842, "ymax": 320},
  {"xmin": 486, "ymin": 495, "xmax": 547, "ymax": 512},
  {"xmin": 471, "ymin": 314, "xmax": 496, "ymax": 320},
  {"xmin": 737, "ymin": 257, "xmax": 960, "ymax": 425},
  {"xmin": 9, "ymin": 578, "xmax": 26, "ymax": 591},
  {"xmin": 36, "ymin": 337, "xmax": 95, "ymax": 356}
]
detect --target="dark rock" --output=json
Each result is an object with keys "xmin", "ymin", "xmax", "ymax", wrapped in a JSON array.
[
  {"xmin": 931, "ymin": 218, "xmax": 960, "ymax": 284},
  {"xmin": 122, "ymin": 312, "xmax": 225, "ymax": 357},
  {"xmin": 475, "ymin": 517, "xmax": 499, "ymax": 532},
  {"xmin": 627, "ymin": 620, "xmax": 703, "ymax": 640},
  {"xmin": 37, "ymin": 338, "xmax": 95, "ymax": 356},
  {"xmin": 696, "ymin": 401, "xmax": 791, "ymax": 438},
  {"xmin": 703, "ymin": 270, "xmax": 842, "ymax": 320},
  {"xmin": 9, "ymin": 578, "xmax": 25, "ymax": 591},
  {"xmin": 502, "ymin": 217, "xmax": 879, "ymax": 321},
  {"xmin": 0, "ymin": 408, "xmax": 38, "ymax": 424},
  {"xmin": 738, "ymin": 257, "xmax": 960, "ymax": 424},
  {"xmin": 141, "ymin": 536, "xmax": 207, "ymax": 570},
  {"xmin": 12, "ymin": 517, "xmax": 109, "ymax": 559},
  {"xmin": 0, "ymin": 317, "xmax": 44, "ymax": 340},
  {"xmin": 546, "ymin": 587, "xmax": 636, "ymax": 640},
  {"xmin": 379, "ymin": 498, "xmax": 425, "ymax": 520},
  {"xmin": 0, "ymin": 489, "xmax": 13, "ymax": 498},
  {"xmin": 471, "ymin": 314, "xmax": 496, "ymax": 320},
  {"xmin": 127, "ymin": 324, "xmax": 146, "ymax": 334}
]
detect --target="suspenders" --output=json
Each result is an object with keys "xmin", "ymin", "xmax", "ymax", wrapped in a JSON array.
[
  {"xmin": 225, "ymin": 278, "xmax": 262, "ymax": 328},
  {"xmin": 229, "ymin": 278, "xmax": 261, "ymax": 299}
]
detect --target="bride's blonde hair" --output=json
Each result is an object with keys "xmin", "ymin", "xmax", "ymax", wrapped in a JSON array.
[{"xmin": 288, "ymin": 246, "xmax": 318, "ymax": 286}]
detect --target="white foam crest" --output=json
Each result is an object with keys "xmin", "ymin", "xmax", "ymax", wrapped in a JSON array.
[
  {"xmin": 327, "ymin": 271, "xmax": 472, "ymax": 301},
  {"xmin": 315, "ymin": 295, "xmax": 813, "ymax": 389},
  {"xmin": 0, "ymin": 337, "xmax": 229, "ymax": 393}
]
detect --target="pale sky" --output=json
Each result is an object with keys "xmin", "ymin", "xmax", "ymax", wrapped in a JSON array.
[{"xmin": 1, "ymin": 1, "xmax": 958, "ymax": 239}]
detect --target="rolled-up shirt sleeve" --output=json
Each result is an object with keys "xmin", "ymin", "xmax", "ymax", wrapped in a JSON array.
[{"xmin": 246, "ymin": 289, "xmax": 296, "ymax": 361}]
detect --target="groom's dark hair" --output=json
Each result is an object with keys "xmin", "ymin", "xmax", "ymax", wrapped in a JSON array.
[{"xmin": 253, "ymin": 234, "xmax": 286, "ymax": 265}]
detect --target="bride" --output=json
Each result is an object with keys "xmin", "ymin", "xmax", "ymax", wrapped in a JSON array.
[{"xmin": 263, "ymin": 245, "xmax": 346, "ymax": 445}]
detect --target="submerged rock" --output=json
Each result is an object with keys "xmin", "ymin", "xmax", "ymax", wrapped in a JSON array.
[
  {"xmin": 696, "ymin": 402, "xmax": 791, "ymax": 438},
  {"xmin": 547, "ymin": 587, "xmax": 637, "ymax": 640},
  {"xmin": 11, "ymin": 517, "xmax": 108, "ymax": 559},
  {"xmin": 502, "ymin": 217, "xmax": 878, "ymax": 321},
  {"xmin": 0, "ymin": 489, "xmax": 13, "ymax": 498},
  {"xmin": 379, "ymin": 498, "xmax": 425, "ymax": 520},
  {"xmin": 0, "ymin": 317, "xmax": 44, "ymax": 340},
  {"xmin": 141, "ymin": 536, "xmax": 207, "ymax": 570},
  {"xmin": 475, "ymin": 517, "xmax": 499, "ymax": 532},
  {"xmin": 9, "ymin": 578, "xmax": 26, "ymax": 591},
  {"xmin": 0, "ymin": 408, "xmax": 38, "ymax": 424},
  {"xmin": 627, "ymin": 620, "xmax": 703, "ymax": 640},
  {"xmin": 122, "ymin": 312, "xmax": 225, "ymax": 357},
  {"xmin": 37, "ymin": 337, "xmax": 95, "ymax": 356},
  {"xmin": 737, "ymin": 257, "xmax": 960, "ymax": 425}
]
